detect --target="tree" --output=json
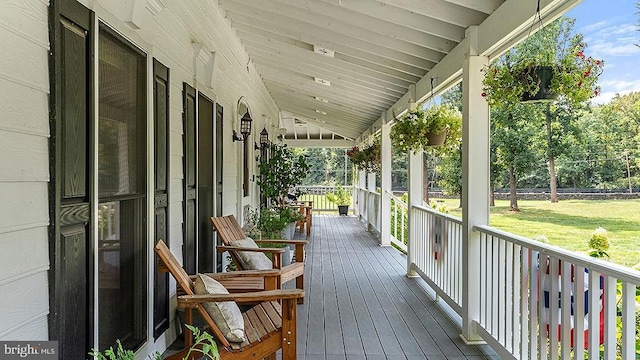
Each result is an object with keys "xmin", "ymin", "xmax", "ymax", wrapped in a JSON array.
[{"xmin": 492, "ymin": 105, "xmax": 542, "ymax": 211}]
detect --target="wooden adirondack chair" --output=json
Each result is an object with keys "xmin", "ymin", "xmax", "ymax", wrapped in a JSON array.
[
  {"xmin": 155, "ymin": 240, "xmax": 303, "ymax": 360},
  {"xmin": 210, "ymin": 215, "xmax": 307, "ymax": 303}
]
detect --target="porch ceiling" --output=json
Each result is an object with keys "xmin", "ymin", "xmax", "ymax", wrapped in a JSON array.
[{"xmin": 217, "ymin": 0, "xmax": 580, "ymax": 143}]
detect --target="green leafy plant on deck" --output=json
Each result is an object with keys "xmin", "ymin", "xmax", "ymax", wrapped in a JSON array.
[
  {"xmin": 89, "ymin": 340, "xmax": 161, "ymax": 360},
  {"xmin": 326, "ymin": 185, "xmax": 352, "ymax": 206},
  {"xmin": 257, "ymin": 143, "xmax": 309, "ymax": 207},
  {"xmin": 184, "ymin": 325, "xmax": 220, "ymax": 360}
]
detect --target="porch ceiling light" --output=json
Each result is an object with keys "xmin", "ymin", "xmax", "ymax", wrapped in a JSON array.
[
  {"xmin": 313, "ymin": 45, "xmax": 335, "ymax": 58},
  {"xmin": 314, "ymin": 77, "xmax": 331, "ymax": 86},
  {"xmin": 233, "ymin": 110, "xmax": 252, "ymax": 142},
  {"xmin": 314, "ymin": 96, "xmax": 329, "ymax": 103},
  {"xmin": 314, "ymin": 109, "xmax": 327, "ymax": 115}
]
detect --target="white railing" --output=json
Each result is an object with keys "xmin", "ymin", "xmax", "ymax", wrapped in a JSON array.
[
  {"xmin": 475, "ymin": 225, "xmax": 640, "ymax": 360},
  {"xmin": 404, "ymin": 209, "xmax": 640, "ymax": 359},
  {"xmin": 387, "ymin": 191, "xmax": 408, "ymax": 251},
  {"xmin": 410, "ymin": 205, "xmax": 464, "ymax": 314},
  {"xmin": 295, "ymin": 185, "xmax": 353, "ymax": 213},
  {"xmin": 355, "ymin": 186, "xmax": 381, "ymax": 232}
]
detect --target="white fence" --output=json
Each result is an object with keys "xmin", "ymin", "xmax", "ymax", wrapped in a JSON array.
[
  {"xmin": 475, "ymin": 225, "xmax": 640, "ymax": 360},
  {"xmin": 295, "ymin": 185, "xmax": 353, "ymax": 212},
  {"xmin": 355, "ymin": 186, "xmax": 382, "ymax": 233},
  {"xmin": 406, "ymin": 206, "xmax": 640, "ymax": 359},
  {"xmin": 410, "ymin": 205, "xmax": 464, "ymax": 314}
]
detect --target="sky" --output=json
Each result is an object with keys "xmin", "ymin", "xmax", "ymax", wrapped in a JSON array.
[{"xmin": 565, "ymin": 0, "xmax": 639, "ymax": 104}]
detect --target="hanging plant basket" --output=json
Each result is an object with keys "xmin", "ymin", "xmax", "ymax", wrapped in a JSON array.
[
  {"xmin": 390, "ymin": 104, "xmax": 461, "ymax": 153},
  {"xmin": 426, "ymin": 129, "xmax": 448, "ymax": 147},
  {"xmin": 520, "ymin": 66, "xmax": 558, "ymax": 102}
]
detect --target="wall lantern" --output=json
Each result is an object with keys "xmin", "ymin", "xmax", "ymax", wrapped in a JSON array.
[
  {"xmin": 232, "ymin": 110, "xmax": 253, "ymax": 142},
  {"xmin": 260, "ymin": 127, "xmax": 269, "ymax": 146}
]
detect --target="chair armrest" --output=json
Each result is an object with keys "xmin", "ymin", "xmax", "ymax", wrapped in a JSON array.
[
  {"xmin": 217, "ymin": 245, "xmax": 285, "ymax": 254},
  {"xmin": 254, "ymin": 239, "xmax": 308, "ymax": 245},
  {"xmin": 178, "ymin": 289, "xmax": 305, "ymax": 304},
  {"xmin": 195, "ymin": 269, "xmax": 281, "ymax": 279}
]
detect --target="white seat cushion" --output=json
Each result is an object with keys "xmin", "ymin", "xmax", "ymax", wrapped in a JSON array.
[
  {"xmin": 194, "ymin": 274, "xmax": 245, "ymax": 343},
  {"xmin": 229, "ymin": 237, "xmax": 273, "ymax": 270}
]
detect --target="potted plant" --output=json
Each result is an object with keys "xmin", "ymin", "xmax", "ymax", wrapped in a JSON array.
[
  {"xmin": 390, "ymin": 103, "xmax": 461, "ymax": 153},
  {"xmin": 326, "ymin": 185, "xmax": 352, "ymax": 216},
  {"xmin": 481, "ymin": 19, "xmax": 604, "ymax": 109},
  {"xmin": 257, "ymin": 143, "xmax": 309, "ymax": 207}
]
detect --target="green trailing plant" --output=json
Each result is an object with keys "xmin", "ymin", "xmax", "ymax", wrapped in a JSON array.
[
  {"xmin": 258, "ymin": 143, "xmax": 309, "ymax": 207},
  {"xmin": 390, "ymin": 104, "xmax": 461, "ymax": 153},
  {"xmin": 184, "ymin": 325, "xmax": 220, "ymax": 360},
  {"xmin": 89, "ymin": 340, "xmax": 161, "ymax": 360},
  {"xmin": 482, "ymin": 18, "xmax": 604, "ymax": 109},
  {"xmin": 326, "ymin": 185, "xmax": 352, "ymax": 206},
  {"xmin": 588, "ymin": 227, "xmax": 610, "ymax": 259}
]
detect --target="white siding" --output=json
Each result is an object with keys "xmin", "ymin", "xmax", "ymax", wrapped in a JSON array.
[
  {"xmin": 0, "ymin": 0, "xmax": 281, "ymax": 349},
  {"xmin": 0, "ymin": 0, "xmax": 51, "ymax": 341}
]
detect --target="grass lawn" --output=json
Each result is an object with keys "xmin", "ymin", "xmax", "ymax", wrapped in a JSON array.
[{"xmin": 438, "ymin": 198, "xmax": 640, "ymax": 268}]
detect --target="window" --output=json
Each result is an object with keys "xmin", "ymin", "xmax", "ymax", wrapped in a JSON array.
[{"xmin": 97, "ymin": 27, "xmax": 147, "ymax": 352}]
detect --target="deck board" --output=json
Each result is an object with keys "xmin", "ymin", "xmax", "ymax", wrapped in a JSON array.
[{"xmin": 286, "ymin": 215, "xmax": 498, "ymax": 360}]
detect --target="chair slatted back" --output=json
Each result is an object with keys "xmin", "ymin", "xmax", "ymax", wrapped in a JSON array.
[
  {"xmin": 154, "ymin": 240, "xmax": 231, "ymax": 348},
  {"xmin": 211, "ymin": 215, "xmax": 246, "ymax": 244}
]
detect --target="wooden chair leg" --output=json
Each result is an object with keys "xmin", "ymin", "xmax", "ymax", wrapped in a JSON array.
[
  {"xmin": 281, "ymin": 299, "xmax": 297, "ymax": 360},
  {"xmin": 264, "ymin": 354, "xmax": 277, "ymax": 360}
]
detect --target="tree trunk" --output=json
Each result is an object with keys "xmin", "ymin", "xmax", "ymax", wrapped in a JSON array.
[
  {"xmin": 490, "ymin": 184, "xmax": 495, "ymax": 207},
  {"xmin": 509, "ymin": 164, "xmax": 519, "ymax": 212},
  {"xmin": 546, "ymin": 103, "xmax": 559, "ymax": 203}
]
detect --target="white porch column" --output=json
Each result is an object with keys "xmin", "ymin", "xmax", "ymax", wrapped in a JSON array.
[
  {"xmin": 406, "ymin": 85, "xmax": 421, "ymax": 277},
  {"xmin": 380, "ymin": 117, "xmax": 392, "ymax": 246},
  {"xmin": 461, "ymin": 26, "xmax": 489, "ymax": 344}
]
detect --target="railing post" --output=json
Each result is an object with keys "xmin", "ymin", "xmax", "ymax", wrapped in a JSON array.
[
  {"xmin": 357, "ymin": 169, "xmax": 366, "ymax": 218},
  {"xmin": 407, "ymin": 86, "xmax": 421, "ymax": 277},
  {"xmin": 367, "ymin": 172, "xmax": 376, "ymax": 231},
  {"xmin": 380, "ymin": 119, "xmax": 392, "ymax": 246},
  {"xmin": 461, "ymin": 26, "xmax": 489, "ymax": 344}
]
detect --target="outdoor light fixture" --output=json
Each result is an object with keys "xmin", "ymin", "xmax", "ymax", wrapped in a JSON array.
[
  {"xmin": 232, "ymin": 110, "xmax": 252, "ymax": 142},
  {"xmin": 260, "ymin": 127, "xmax": 269, "ymax": 146}
]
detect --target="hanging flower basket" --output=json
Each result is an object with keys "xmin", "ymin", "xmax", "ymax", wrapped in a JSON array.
[
  {"xmin": 481, "ymin": 21, "xmax": 603, "ymax": 109},
  {"xmin": 390, "ymin": 104, "xmax": 461, "ymax": 153},
  {"xmin": 520, "ymin": 66, "xmax": 558, "ymax": 102},
  {"xmin": 346, "ymin": 140, "xmax": 380, "ymax": 172}
]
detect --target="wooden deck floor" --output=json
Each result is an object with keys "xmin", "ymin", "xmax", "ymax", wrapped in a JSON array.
[{"xmin": 292, "ymin": 215, "xmax": 498, "ymax": 360}]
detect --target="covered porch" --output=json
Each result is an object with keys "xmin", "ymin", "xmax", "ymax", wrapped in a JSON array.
[{"xmin": 297, "ymin": 215, "xmax": 498, "ymax": 359}]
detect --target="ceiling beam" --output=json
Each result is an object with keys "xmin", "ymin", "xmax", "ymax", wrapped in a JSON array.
[
  {"xmin": 318, "ymin": 0, "xmax": 465, "ymax": 42},
  {"xmin": 240, "ymin": 35, "xmax": 412, "ymax": 91},
  {"xmin": 269, "ymin": 91, "xmax": 381, "ymax": 120},
  {"xmin": 279, "ymin": 106, "xmax": 363, "ymax": 139},
  {"xmin": 444, "ymin": 0, "xmax": 503, "ymax": 15},
  {"xmin": 265, "ymin": 82, "xmax": 389, "ymax": 114},
  {"xmin": 377, "ymin": 0, "xmax": 486, "ymax": 27},
  {"xmin": 233, "ymin": 24, "xmax": 425, "ymax": 80},
  {"xmin": 268, "ymin": 89, "xmax": 383, "ymax": 118},
  {"xmin": 220, "ymin": 0, "xmax": 444, "ymax": 63},
  {"xmin": 283, "ymin": 139, "xmax": 355, "ymax": 148},
  {"xmin": 252, "ymin": 0, "xmax": 456, "ymax": 53},
  {"xmin": 261, "ymin": 75, "xmax": 397, "ymax": 108}
]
